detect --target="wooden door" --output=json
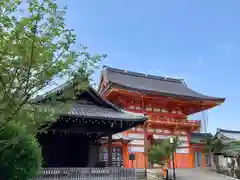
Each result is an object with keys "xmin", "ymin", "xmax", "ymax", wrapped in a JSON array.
[{"xmin": 194, "ymin": 151, "xmax": 202, "ymax": 168}]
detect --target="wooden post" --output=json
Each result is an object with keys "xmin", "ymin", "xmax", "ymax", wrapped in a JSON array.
[
  {"xmin": 144, "ymin": 124, "xmax": 148, "ymax": 178},
  {"xmin": 108, "ymin": 134, "xmax": 112, "ymax": 167}
]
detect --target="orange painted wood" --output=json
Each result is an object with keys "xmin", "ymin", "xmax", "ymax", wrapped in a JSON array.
[
  {"xmin": 122, "ymin": 143, "xmax": 129, "ymax": 168},
  {"xmin": 189, "ymin": 146, "xmax": 194, "ymax": 168},
  {"xmin": 125, "ymin": 109, "xmax": 187, "ymax": 119},
  {"xmin": 148, "ymin": 120, "xmax": 201, "ymax": 128},
  {"xmin": 122, "ymin": 130, "xmax": 130, "ymax": 168},
  {"xmin": 191, "ymin": 144, "xmax": 207, "ymax": 168},
  {"xmin": 202, "ymin": 152, "xmax": 206, "ymax": 168},
  {"xmin": 108, "ymin": 88, "xmax": 222, "ymax": 106},
  {"xmin": 102, "ymin": 84, "xmax": 213, "ymax": 169},
  {"xmin": 129, "ymin": 152, "xmax": 146, "ymax": 168},
  {"xmin": 176, "ymin": 154, "xmax": 191, "ymax": 168}
]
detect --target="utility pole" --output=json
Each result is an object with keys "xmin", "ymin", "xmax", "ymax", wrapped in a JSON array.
[{"xmin": 169, "ymin": 137, "xmax": 176, "ymax": 180}]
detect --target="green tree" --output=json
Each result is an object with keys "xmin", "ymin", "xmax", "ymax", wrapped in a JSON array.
[
  {"xmin": 0, "ymin": 121, "xmax": 42, "ymax": 180},
  {"xmin": 221, "ymin": 140, "xmax": 240, "ymax": 178},
  {"xmin": 0, "ymin": 0, "xmax": 105, "ymax": 179},
  {"xmin": 204, "ymin": 137, "xmax": 240, "ymax": 177},
  {"xmin": 148, "ymin": 138, "xmax": 178, "ymax": 166},
  {"xmin": 204, "ymin": 137, "xmax": 224, "ymax": 172},
  {"xmin": 0, "ymin": 0, "xmax": 105, "ymax": 133}
]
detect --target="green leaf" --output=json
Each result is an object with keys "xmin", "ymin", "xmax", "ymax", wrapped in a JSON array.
[{"xmin": 0, "ymin": 0, "xmax": 105, "ymax": 131}]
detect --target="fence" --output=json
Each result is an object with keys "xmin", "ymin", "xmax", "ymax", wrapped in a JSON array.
[{"xmin": 34, "ymin": 167, "xmax": 136, "ymax": 180}]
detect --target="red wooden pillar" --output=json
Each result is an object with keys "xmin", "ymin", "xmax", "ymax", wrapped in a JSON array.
[{"xmin": 122, "ymin": 142, "xmax": 129, "ymax": 168}]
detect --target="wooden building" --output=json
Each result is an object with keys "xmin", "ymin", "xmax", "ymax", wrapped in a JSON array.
[
  {"xmin": 36, "ymin": 85, "xmax": 147, "ymax": 167},
  {"xmin": 98, "ymin": 66, "xmax": 225, "ymax": 168},
  {"xmin": 214, "ymin": 128, "xmax": 240, "ymax": 168},
  {"xmin": 216, "ymin": 128, "xmax": 240, "ymax": 141}
]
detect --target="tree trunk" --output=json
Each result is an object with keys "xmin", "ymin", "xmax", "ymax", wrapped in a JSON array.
[
  {"xmin": 213, "ymin": 155, "xmax": 220, "ymax": 173},
  {"xmin": 207, "ymin": 151, "xmax": 212, "ymax": 167},
  {"xmin": 236, "ymin": 155, "xmax": 240, "ymax": 168},
  {"xmin": 229, "ymin": 158, "xmax": 235, "ymax": 177}
]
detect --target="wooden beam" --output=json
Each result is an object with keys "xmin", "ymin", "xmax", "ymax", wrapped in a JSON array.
[
  {"xmin": 107, "ymin": 88, "xmax": 222, "ymax": 107},
  {"xmin": 124, "ymin": 109, "xmax": 187, "ymax": 119},
  {"xmin": 106, "ymin": 90, "xmax": 214, "ymax": 115}
]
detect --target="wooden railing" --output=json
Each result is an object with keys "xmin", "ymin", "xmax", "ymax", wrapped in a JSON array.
[{"xmin": 33, "ymin": 167, "xmax": 136, "ymax": 180}]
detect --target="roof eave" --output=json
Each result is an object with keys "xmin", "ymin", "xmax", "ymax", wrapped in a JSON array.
[
  {"xmin": 109, "ymin": 82, "xmax": 225, "ymax": 102},
  {"xmin": 87, "ymin": 85, "xmax": 123, "ymax": 111},
  {"xmin": 191, "ymin": 132, "xmax": 213, "ymax": 137},
  {"xmin": 61, "ymin": 114, "xmax": 147, "ymax": 123},
  {"xmin": 217, "ymin": 128, "xmax": 240, "ymax": 134}
]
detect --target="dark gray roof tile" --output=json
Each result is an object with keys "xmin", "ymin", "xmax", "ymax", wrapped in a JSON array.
[
  {"xmin": 103, "ymin": 66, "xmax": 225, "ymax": 101},
  {"xmin": 217, "ymin": 128, "xmax": 240, "ymax": 140},
  {"xmin": 37, "ymin": 83, "xmax": 147, "ymax": 123},
  {"xmin": 191, "ymin": 132, "xmax": 212, "ymax": 137},
  {"xmin": 68, "ymin": 103, "xmax": 146, "ymax": 122}
]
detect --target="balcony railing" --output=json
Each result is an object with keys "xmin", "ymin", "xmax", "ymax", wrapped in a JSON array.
[{"xmin": 147, "ymin": 115, "xmax": 201, "ymax": 126}]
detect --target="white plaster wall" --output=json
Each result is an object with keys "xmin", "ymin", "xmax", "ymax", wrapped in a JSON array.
[
  {"xmin": 129, "ymin": 140, "xmax": 145, "ymax": 145},
  {"xmin": 128, "ymin": 133, "xmax": 144, "ymax": 139},
  {"xmin": 128, "ymin": 146, "xmax": 144, "ymax": 153}
]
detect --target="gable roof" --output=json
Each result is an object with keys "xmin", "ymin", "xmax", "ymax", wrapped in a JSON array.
[
  {"xmin": 69, "ymin": 87, "xmax": 147, "ymax": 122},
  {"xmin": 35, "ymin": 82, "xmax": 147, "ymax": 123},
  {"xmin": 100, "ymin": 66, "xmax": 225, "ymax": 102},
  {"xmin": 216, "ymin": 128, "xmax": 240, "ymax": 141}
]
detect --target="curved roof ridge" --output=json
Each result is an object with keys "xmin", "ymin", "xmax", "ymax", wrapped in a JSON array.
[
  {"xmin": 104, "ymin": 66, "xmax": 184, "ymax": 84},
  {"xmin": 217, "ymin": 128, "xmax": 240, "ymax": 134},
  {"xmin": 102, "ymin": 66, "xmax": 225, "ymax": 103}
]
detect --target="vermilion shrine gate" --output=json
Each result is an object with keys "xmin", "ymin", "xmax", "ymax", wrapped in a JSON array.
[{"xmin": 98, "ymin": 66, "xmax": 225, "ymax": 168}]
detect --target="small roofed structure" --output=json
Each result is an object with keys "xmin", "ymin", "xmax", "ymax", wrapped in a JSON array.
[
  {"xmin": 214, "ymin": 129, "xmax": 240, "ymax": 157},
  {"xmin": 190, "ymin": 133, "xmax": 213, "ymax": 167},
  {"xmin": 36, "ymin": 84, "xmax": 147, "ymax": 167},
  {"xmin": 216, "ymin": 128, "xmax": 240, "ymax": 141},
  {"xmin": 190, "ymin": 132, "xmax": 212, "ymax": 144}
]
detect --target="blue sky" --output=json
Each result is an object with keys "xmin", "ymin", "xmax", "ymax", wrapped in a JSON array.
[{"xmin": 57, "ymin": 0, "xmax": 240, "ymax": 133}]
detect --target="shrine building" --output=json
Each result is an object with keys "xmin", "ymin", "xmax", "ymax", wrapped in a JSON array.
[
  {"xmin": 98, "ymin": 66, "xmax": 225, "ymax": 168},
  {"xmin": 35, "ymin": 84, "xmax": 147, "ymax": 168}
]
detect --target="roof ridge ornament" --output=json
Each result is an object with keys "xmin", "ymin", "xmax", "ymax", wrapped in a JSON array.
[{"xmin": 106, "ymin": 66, "xmax": 183, "ymax": 82}]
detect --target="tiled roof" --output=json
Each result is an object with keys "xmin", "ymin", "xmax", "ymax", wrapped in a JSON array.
[
  {"xmin": 216, "ymin": 128, "xmax": 240, "ymax": 140},
  {"xmin": 102, "ymin": 66, "xmax": 225, "ymax": 101},
  {"xmin": 36, "ymin": 82, "xmax": 147, "ymax": 123},
  {"xmin": 68, "ymin": 103, "xmax": 146, "ymax": 122},
  {"xmin": 191, "ymin": 132, "xmax": 212, "ymax": 137}
]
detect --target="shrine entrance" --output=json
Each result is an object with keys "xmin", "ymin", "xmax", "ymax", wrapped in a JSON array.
[{"xmin": 194, "ymin": 151, "xmax": 202, "ymax": 168}]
